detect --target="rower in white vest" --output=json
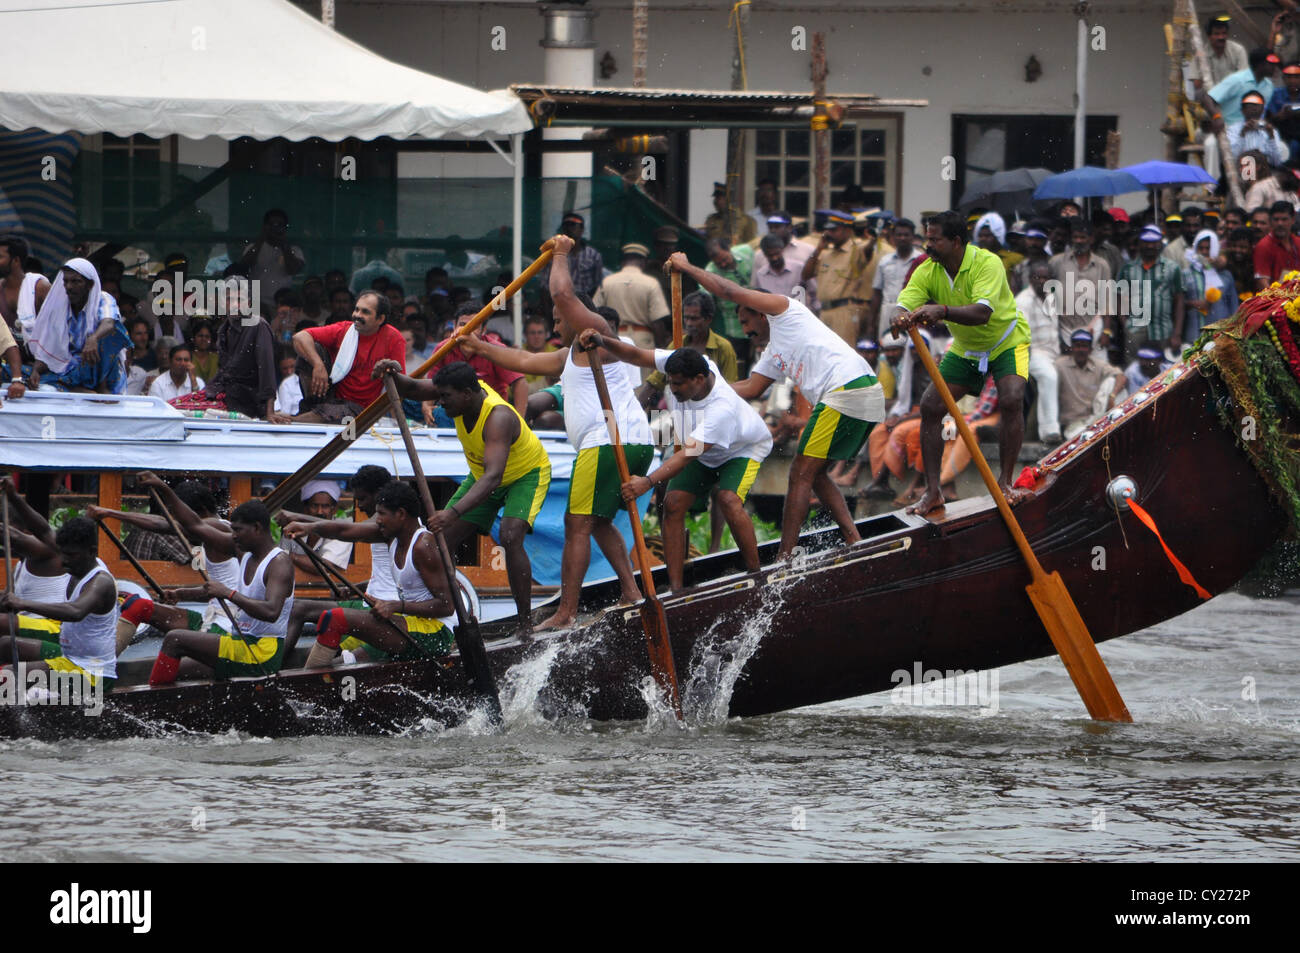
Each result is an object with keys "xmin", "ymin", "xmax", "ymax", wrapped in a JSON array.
[
  {"xmin": 0, "ymin": 516, "xmax": 120, "ymax": 689},
  {"xmin": 0, "ymin": 477, "xmax": 71, "ymax": 651},
  {"xmin": 148, "ymin": 500, "xmax": 294, "ymax": 685}
]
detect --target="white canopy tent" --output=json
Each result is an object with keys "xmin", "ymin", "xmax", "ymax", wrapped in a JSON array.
[{"xmin": 0, "ymin": 0, "xmax": 533, "ymax": 331}]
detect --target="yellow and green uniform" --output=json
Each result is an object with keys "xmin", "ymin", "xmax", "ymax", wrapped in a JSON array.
[
  {"xmin": 448, "ymin": 383, "xmax": 552, "ymax": 532},
  {"xmin": 340, "ymin": 614, "xmax": 454, "ymax": 662},
  {"xmin": 795, "ymin": 375, "xmax": 880, "ymax": 460},
  {"xmin": 669, "ymin": 456, "xmax": 763, "ymax": 502},
  {"xmin": 570, "ymin": 444, "xmax": 655, "ymax": 519},
  {"xmin": 213, "ymin": 635, "xmax": 286, "ymax": 679},
  {"xmin": 896, "ymin": 243, "xmax": 1031, "ymax": 394}
]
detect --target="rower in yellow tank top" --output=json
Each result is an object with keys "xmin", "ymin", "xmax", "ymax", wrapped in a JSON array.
[{"xmin": 454, "ymin": 382, "xmax": 550, "ymax": 485}]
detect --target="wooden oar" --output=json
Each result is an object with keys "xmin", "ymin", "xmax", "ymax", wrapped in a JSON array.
[
  {"xmin": 2, "ymin": 495, "xmax": 19, "ymax": 671},
  {"xmin": 91, "ymin": 516, "xmax": 166, "ymax": 601},
  {"xmin": 904, "ymin": 326, "xmax": 1131, "ymax": 723},
  {"xmin": 381, "ymin": 374, "xmax": 503, "ymax": 725},
  {"xmin": 670, "ymin": 270, "xmax": 683, "ymax": 348},
  {"xmin": 146, "ymin": 487, "xmax": 269, "ymax": 679},
  {"xmin": 264, "ymin": 240, "xmax": 556, "ymax": 513},
  {"xmin": 585, "ymin": 341, "xmax": 683, "ymax": 719}
]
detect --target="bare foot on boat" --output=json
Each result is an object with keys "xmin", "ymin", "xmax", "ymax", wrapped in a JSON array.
[
  {"xmin": 906, "ymin": 488, "xmax": 947, "ymax": 516},
  {"xmin": 1003, "ymin": 484, "xmax": 1033, "ymax": 506},
  {"xmin": 534, "ymin": 611, "xmax": 577, "ymax": 631}
]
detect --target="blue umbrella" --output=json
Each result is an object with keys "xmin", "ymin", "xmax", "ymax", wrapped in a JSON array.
[
  {"xmin": 1119, "ymin": 160, "xmax": 1216, "ymax": 187},
  {"xmin": 1033, "ymin": 166, "xmax": 1146, "ymax": 200}
]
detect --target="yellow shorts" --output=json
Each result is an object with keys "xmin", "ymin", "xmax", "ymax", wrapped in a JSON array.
[
  {"xmin": 214, "ymin": 634, "xmax": 285, "ymax": 678},
  {"xmin": 45, "ymin": 655, "xmax": 114, "ymax": 688}
]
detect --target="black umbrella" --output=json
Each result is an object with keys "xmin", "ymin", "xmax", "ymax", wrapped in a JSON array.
[{"xmin": 959, "ymin": 167, "xmax": 1056, "ymax": 219}]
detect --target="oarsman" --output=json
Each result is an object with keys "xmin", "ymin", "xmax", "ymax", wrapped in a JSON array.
[
  {"xmin": 0, "ymin": 517, "xmax": 119, "ymax": 691},
  {"xmin": 668, "ymin": 252, "xmax": 884, "ymax": 558},
  {"xmin": 376, "ymin": 359, "xmax": 549, "ymax": 634},
  {"xmin": 1049, "ymin": 219, "xmax": 1112, "ymax": 348},
  {"xmin": 641, "ymin": 291, "xmax": 739, "ymax": 400},
  {"xmin": 460, "ymin": 234, "xmax": 654, "ymax": 629},
  {"xmin": 147, "ymin": 344, "xmax": 204, "ymax": 402},
  {"xmin": 866, "ymin": 217, "xmax": 925, "ymax": 339},
  {"xmin": 802, "ymin": 209, "xmax": 871, "ymax": 346},
  {"xmin": 147, "ymin": 501, "xmax": 294, "ymax": 685},
  {"xmin": 285, "ymin": 480, "xmax": 454, "ymax": 667},
  {"xmin": 0, "ymin": 235, "xmax": 49, "ymax": 341},
  {"xmin": 586, "ymin": 331, "xmax": 772, "ymax": 589},
  {"xmin": 29, "ymin": 258, "xmax": 130, "ymax": 394},
  {"xmin": 282, "ymin": 290, "xmax": 404, "ymax": 425},
  {"xmin": 0, "ymin": 477, "xmax": 68, "ymax": 651},
  {"xmin": 272, "ymin": 480, "xmax": 352, "ymax": 581},
  {"xmin": 88, "ymin": 474, "xmax": 241, "ymax": 650},
  {"xmin": 891, "ymin": 209, "xmax": 1032, "ymax": 516},
  {"xmin": 0, "ymin": 312, "xmax": 25, "ymax": 400}
]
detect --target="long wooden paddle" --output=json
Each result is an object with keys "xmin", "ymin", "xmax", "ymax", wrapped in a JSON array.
[
  {"xmin": 585, "ymin": 342, "xmax": 683, "ymax": 719},
  {"xmin": 381, "ymin": 374, "xmax": 503, "ymax": 725},
  {"xmin": 264, "ymin": 240, "xmax": 556, "ymax": 513},
  {"xmin": 91, "ymin": 516, "xmax": 167, "ymax": 600},
  {"xmin": 670, "ymin": 270, "xmax": 683, "ymax": 348},
  {"xmin": 2, "ymin": 495, "xmax": 20, "ymax": 671},
  {"xmin": 146, "ymin": 487, "xmax": 270, "ymax": 679},
  {"xmin": 905, "ymin": 327, "xmax": 1131, "ymax": 723}
]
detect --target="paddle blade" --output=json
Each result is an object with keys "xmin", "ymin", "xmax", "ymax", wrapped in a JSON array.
[
  {"xmin": 638, "ymin": 597, "xmax": 683, "ymax": 718},
  {"xmin": 450, "ymin": 618, "xmax": 503, "ymax": 727},
  {"xmin": 1025, "ymin": 571, "xmax": 1132, "ymax": 723}
]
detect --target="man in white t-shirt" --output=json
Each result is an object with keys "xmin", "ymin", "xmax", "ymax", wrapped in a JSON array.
[
  {"xmin": 147, "ymin": 343, "xmax": 205, "ymax": 402},
  {"xmin": 667, "ymin": 253, "xmax": 884, "ymax": 558},
  {"xmin": 581, "ymin": 331, "xmax": 773, "ymax": 589}
]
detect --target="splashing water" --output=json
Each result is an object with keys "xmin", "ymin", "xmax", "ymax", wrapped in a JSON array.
[{"xmin": 681, "ymin": 572, "xmax": 798, "ymax": 726}]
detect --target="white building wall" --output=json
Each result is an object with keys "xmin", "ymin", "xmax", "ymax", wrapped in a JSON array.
[{"xmin": 317, "ymin": 1, "xmax": 1175, "ymax": 218}]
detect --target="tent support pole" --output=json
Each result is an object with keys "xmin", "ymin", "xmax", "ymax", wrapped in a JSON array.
[{"xmin": 512, "ymin": 132, "xmax": 524, "ymax": 346}]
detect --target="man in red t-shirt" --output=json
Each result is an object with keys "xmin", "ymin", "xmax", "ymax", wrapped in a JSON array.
[
  {"xmin": 279, "ymin": 290, "xmax": 406, "ymax": 424},
  {"xmin": 425, "ymin": 302, "xmax": 527, "ymax": 425},
  {"xmin": 1253, "ymin": 200, "xmax": 1300, "ymax": 290}
]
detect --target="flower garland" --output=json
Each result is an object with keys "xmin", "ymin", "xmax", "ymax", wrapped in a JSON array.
[{"xmin": 1268, "ymin": 312, "xmax": 1300, "ymax": 382}]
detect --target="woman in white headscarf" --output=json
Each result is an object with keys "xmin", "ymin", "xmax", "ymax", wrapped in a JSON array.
[
  {"xmin": 29, "ymin": 258, "xmax": 130, "ymax": 393},
  {"xmin": 974, "ymin": 211, "xmax": 1024, "ymax": 277},
  {"xmin": 1182, "ymin": 228, "xmax": 1237, "ymax": 342}
]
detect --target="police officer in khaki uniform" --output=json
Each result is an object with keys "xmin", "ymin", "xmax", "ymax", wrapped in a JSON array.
[{"xmin": 801, "ymin": 209, "xmax": 871, "ymax": 346}]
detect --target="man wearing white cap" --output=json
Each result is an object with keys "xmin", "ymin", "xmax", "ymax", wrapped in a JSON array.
[
  {"xmin": 28, "ymin": 258, "xmax": 130, "ymax": 394},
  {"xmin": 594, "ymin": 242, "xmax": 671, "ymax": 353},
  {"xmin": 1055, "ymin": 329, "xmax": 1126, "ymax": 438},
  {"xmin": 280, "ymin": 480, "xmax": 353, "ymax": 575}
]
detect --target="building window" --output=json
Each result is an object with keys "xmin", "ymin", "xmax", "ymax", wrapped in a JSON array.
[
  {"xmin": 752, "ymin": 117, "xmax": 899, "ymax": 218},
  {"xmin": 950, "ymin": 114, "xmax": 1119, "ymax": 210},
  {"xmin": 76, "ymin": 134, "xmax": 175, "ymax": 232}
]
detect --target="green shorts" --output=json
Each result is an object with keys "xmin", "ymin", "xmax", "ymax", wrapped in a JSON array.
[
  {"xmin": 540, "ymin": 383, "xmax": 564, "ymax": 412},
  {"xmin": 183, "ymin": 607, "xmax": 227, "ymax": 635},
  {"xmin": 569, "ymin": 443, "xmax": 654, "ymax": 519},
  {"xmin": 797, "ymin": 376, "xmax": 876, "ymax": 461},
  {"xmin": 45, "ymin": 655, "xmax": 115, "ymax": 691},
  {"xmin": 448, "ymin": 462, "xmax": 551, "ymax": 534},
  {"xmin": 668, "ymin": 456, "xmax": 763, "ymax": 503},
  {"xmin": 16, "ymin": 616, "xmax": 62, "ymax": 645},
  {"xmin": 937, "ymin": 341, "xmax": 1029, "ymax": 394},
  {"xmin": 347, "ymin": 615, "xmax": 454, "ymax": 663},
  {"xmin": 213, "ymin": 635, "xmax": 286, "ymax": 679}
]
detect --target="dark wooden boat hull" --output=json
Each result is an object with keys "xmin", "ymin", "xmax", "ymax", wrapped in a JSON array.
[{"xmin": 2, "ymin": 364, "xmax": 1284, "ymax": 738}]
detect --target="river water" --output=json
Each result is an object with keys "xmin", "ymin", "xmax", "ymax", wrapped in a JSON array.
[{"xmin": 1, "ymin": 589, "xmax": 1296, "ymax": 862}]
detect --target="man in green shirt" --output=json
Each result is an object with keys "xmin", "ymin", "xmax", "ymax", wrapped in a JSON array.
[
  {"xmin": 705, "ymin": 238, "xmax": 755, "ymax": 367},
  {"xmin": 892, "ymin": 210, "xmax": 1032, "ymax": 516}
]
